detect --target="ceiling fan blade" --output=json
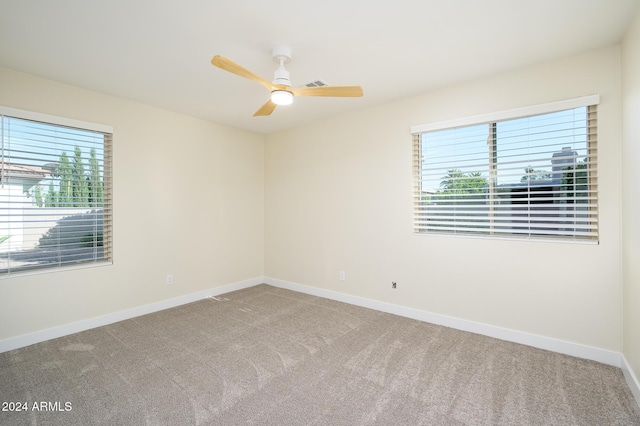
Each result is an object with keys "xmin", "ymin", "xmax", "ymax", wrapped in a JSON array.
[
  {"xmin": 211, "ymin": 55, "xmax": 273, "ymax": 92},
  {"xmin": 291, "ymin": 85, "xmax": 363, "ymax": 97},
  {"xmin": 253, "ymin": 100, "xmax": 277, "ymax": 117}
]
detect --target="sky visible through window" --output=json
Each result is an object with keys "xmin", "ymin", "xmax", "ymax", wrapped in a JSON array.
[
  {"xmin": 420, "ymin": 107, "xmax": 588, "ymax": 193},
  {"xmin": 1, "ymin": 116, "xmax": 105, "ymax": 197}
]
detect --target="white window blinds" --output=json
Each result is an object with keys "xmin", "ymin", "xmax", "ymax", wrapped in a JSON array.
[
  {"xmin": 412, "ymin": 96, "xmax": 598, "ymax": 241},
  {"xmin": 0, "ymin": 108, "xmax": 112, "ymax": 275}
]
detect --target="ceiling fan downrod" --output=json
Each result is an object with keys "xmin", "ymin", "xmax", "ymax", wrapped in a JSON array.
[{"xmin": 271, "ymin": 46, "xmax": 292, "ymax": 87}]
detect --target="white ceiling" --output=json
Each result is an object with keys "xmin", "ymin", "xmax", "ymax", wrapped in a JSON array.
[{"xmin": 1, "ymin": 0, "xmax": 639, "ymax": 135}]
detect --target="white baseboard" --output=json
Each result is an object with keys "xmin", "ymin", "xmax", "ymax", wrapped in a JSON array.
[
  {"xmin": 0, "ymin": 276, "xmax": 263, "ymax": 353},
  {"xmin": 622, "ymin": 354, "xmax": 640, "ymax": 407},
  {"xmin": 264, "ymin": 277, "xmax": 623, "ymax": 368}
]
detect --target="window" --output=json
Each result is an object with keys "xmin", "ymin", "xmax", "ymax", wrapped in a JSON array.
[
  {"xmin": 0, "ymin": 107, "xmax": 112, "ymax": 275},
  {"xmin": 412, "ymin": 95, "xmax": 598, "ymax": 242}
]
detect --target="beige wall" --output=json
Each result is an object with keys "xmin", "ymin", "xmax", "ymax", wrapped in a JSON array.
[
  {"xmin": 0, "ymin": 67, "xmax": 264, "ymax": 341},
  {"xmin": 623, "ymin": 11, "xmax": 640, "ymax": 381},
  {"xmin": 265, "ymin": 46, "xmax": 623, "ymax": 351}
]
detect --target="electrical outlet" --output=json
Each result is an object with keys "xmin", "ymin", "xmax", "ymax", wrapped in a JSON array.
[
  {"xmin": 339, "ymin": 271, "xmax": 346, "ymax": 281},
  {"xmin": 392, "ymin": 282, "xmax": 396, "ymax": 289},
  {"xmin": 166, "ymin": 274, "xmax": 174, "ymax": 285}
]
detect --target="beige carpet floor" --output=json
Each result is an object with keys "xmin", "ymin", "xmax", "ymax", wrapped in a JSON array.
[{"xmin": 1, "ymin": 284, "xmax": 639, "ymax": 425}]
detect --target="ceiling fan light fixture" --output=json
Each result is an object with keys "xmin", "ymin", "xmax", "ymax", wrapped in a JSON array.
[{"xmin": 271, "ymin": 90, "xmax": 293, "ymax": 106}]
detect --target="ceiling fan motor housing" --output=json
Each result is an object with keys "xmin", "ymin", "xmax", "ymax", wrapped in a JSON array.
[{"xmin": 273, "ymin": 65, "xmax": 291, "ymax": 87}]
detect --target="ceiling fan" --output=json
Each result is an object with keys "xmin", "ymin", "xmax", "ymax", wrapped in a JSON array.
[{"xmin": 211, "ymin": 46, "xmax": 364, "ymax": 117}]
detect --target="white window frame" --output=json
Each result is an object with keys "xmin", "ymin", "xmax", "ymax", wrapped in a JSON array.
[
  {"xmin": 0, "ymin": 106, "xmax": 113, "ymax": 277},
  {"xmin": 411, "ymin": 95, "xmax": 599, "ymax": 243}
]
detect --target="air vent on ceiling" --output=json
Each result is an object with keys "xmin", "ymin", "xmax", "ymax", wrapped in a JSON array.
[{"xmin": 305, "ymin": 79, "xmax": 328, "ymax": 87}]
